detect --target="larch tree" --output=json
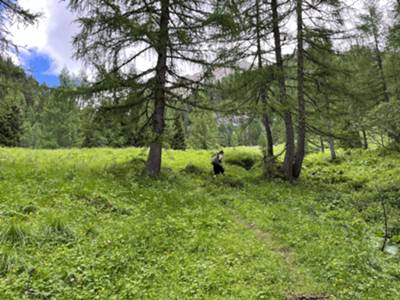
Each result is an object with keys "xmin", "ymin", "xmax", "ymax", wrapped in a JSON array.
[
  {"xmin": 292, "ymin": 0, "xmax": 344, "ymax": 177},
  {"xmin": 0, "ymin": 0, "xmax": 39, "ymax": 137},
  {"xmin": 0, "ymin": 0, "xmax": 40, "ymax": 53},
  {"xmin": 293, "ymin": 0, "xmax": 305, "ymax": 178},
  {"xmin": 68, "ymin": 0, "xmax": 239, "ymax": 176},
  {"xmin": 238, "ymin": 0, "xmax": 275, "ymax": 175},
  {"xmin": 209, "ymin": 0, "xmax": 277, "ymax": 176},
  {"xmin": 358, "ymin": 2, "xmax": 390, "ymax": 103},
  {"xmin": 270, "ymin": 0, "xmax": 295, "ymax": 180},
  {"xmin": 358, "ymin": 1, "xmax": 400, "ymax": 144}
]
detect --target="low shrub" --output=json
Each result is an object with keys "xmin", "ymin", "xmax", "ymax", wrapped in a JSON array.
[
  {"xmin": 224, "ymin": 151, "xmax": 261, "ymax": 170},
  {"xmin": 182, "ymin": 163, "xmax": 206, "ymax": 175}
]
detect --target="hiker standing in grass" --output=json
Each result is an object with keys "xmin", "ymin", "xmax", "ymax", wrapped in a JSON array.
[{"xmin": 211, "ymin": 150, "xmax": 225, "ymax": 176}]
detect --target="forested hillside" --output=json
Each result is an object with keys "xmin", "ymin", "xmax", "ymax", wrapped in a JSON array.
[
  {"xmin": 0, "ymin": 55, "xmax": 268, "ymax": 150},
  {"xmin": 1, "ymin": 1, "xmax": 400, "ymax": 179}
]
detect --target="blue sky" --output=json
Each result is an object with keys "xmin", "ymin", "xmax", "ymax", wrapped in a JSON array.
[
  {"xmin": 24, "ymin": 51, "xmax": 60, "ymax": 87},
  {"xmin": 9, "ymin": 0, "xmax": 81, "ymax": 87},
  {"xmin": 10, "ymin": 0, "xmax": 369, "ymax": 87}
]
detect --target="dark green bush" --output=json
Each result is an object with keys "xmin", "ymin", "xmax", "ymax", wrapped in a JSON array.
[
  {"xmin": 224, "ymin": 151, "xmax": 261, "ymax": 170},
  {"xmin": 182, "ymin": 163, "xmax": 206, "ymax": 175}
]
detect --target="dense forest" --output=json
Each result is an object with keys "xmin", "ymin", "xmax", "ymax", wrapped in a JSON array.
[
  {"xmin": 0, "ymin": 56, "xmax": 268, "ymax": 149},
  {"xmin": 1, "ymin": 0, "xmax": 400, "ymax": 180}
]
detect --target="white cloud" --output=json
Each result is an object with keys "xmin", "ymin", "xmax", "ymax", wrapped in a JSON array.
[
  {"xmin": 10, "ymin": 0, "xmax": 82, "ymax": 75},
  {"xmin": 9, "ymin": 0, "xmax": 393, "ymax": 79}
]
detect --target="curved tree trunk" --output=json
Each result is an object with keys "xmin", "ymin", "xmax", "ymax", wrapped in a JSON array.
[{"xmin": 146, "ymin": 0, "xmax": 170, "ymax": 177}]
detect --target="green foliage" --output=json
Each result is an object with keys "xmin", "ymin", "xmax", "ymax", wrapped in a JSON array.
[
  {"xmin": 0, "ymin": 147, "xmax": 398, "ymax": 298},
  {"xmin": 217, "ymin": 176, "xmax": 244, "ymax": 188},
  {"xmin": 188, "ymin": 111, "xmax": 219, "ymax": 149},
  {"xmin": 170, "ymin": 114, "xmax": 186, "ymax": 150},
  {"xmin": 36, "ymin": 93, "xmax": 83, "ymax": 149},
  {"xmin": 224, "ymin": 150, "xmax": 261, "ymax": 170},
  {"xmin": 0, "ymin": 105, "xmax": 22, "ymax": 147},
  {"xmin": 0, "ymin": 249, "xmax": 20, "ymax": 276},
  {"xmin": 369, "ymin": 100, "xmax": 400, "ymax": 145},
  {"xmin": 182, "ymin": 163, "xmax": 206, "ymax": 175},
  {"xmin": 81, "ymin": 109, "xmax": 129, "ymax": 148},
  {"xmin": 0, "ymin": 221, "xmax": 31, "ymax": 246},
  {"xmin": 41, "ymin": 214, "xmax": 74, "ymax": 244},
  {"xmin": 0, "ymin": 0, "xmax": 40, "ymax": 52}
]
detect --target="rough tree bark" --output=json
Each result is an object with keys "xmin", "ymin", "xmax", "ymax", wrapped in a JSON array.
[
  {"xmin": 270, "ymin": 0, "xmax": 295, "ymax": 180},
  {"xmin": 293, "ymin": 0, "xmax": 305, "ymax": 178},
  {"xmin": 146, "ymin": 0, "xmax": 170, "ymax": 176}
]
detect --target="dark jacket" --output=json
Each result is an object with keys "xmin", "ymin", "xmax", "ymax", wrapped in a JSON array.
[{"xmin": 211, "ymin": 153, "xmax": 223, "ymax": 166}]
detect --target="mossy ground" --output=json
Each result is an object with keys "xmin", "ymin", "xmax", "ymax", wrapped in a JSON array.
[{"xmin": 0, "ymin": 147, "xmax": 399, "ymax": 299}]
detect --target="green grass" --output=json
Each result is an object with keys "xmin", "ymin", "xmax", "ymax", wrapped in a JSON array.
[{"xmin": 0, "ymin": 147, "xmax": 399, "ymax": 299}]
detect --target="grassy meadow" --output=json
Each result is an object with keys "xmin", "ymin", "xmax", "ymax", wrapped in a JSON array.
[{"xmin": 0, "ymin": 147, "xmax": 399, "ymax": 299}]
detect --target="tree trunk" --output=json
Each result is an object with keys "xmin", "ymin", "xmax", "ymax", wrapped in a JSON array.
[
  {"xmin": 328, "ymin": 136, "xmax": 336, "ymax": 161},
  {"xmin": 145, "ymin": 0, "xmax": 169, "ymax": 177},
  {"xmin": 362, "ymin": 129, "xmax": 368, "ymax": 149},
  {"xmin": 324, "ymin": 95, "xmax": 336, "ymax": 160},
  {"xmin": 262, "ymin": 106, "xmax": 274, "ymax": 158},
  {"xmin": 256, "ymin": 0, "xmax": 274, "ymax": 176},
  {"xmin": 271, "ymin": 0, "xmax": 295, "ymax": 181},
  {"xmin": 261, "ymin": 100, "xmax": 275, "ymax": 176},
  {"xmin": 320, "ymin": 137, "xmax": 325, "ymax": 152},
  {"xmin": 293, "ymin": 0, "xmax": 305, "ymax": 179}
]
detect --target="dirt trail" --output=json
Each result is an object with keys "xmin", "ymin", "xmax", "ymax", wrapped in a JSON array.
[
  {"xmin": 232, "ymin": 211, "xmax": 294, "ymax": 266},
  {"xmin": 227, "ymin": 208, "xmax": 330, "ymax": 300}
]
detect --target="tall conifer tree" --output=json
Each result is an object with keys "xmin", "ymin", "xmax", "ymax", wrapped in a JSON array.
[{"xmin": 68, "ymin": 0, "xmax": 239, "ymax": 176}]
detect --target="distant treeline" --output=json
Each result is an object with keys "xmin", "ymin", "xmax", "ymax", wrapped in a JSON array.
[{"xmin": 0, "ymin": 56, "xmax": 270, "ymax": 150}]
